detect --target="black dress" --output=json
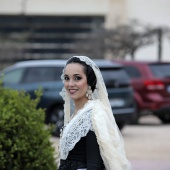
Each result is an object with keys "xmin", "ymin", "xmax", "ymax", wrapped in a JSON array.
[{"xmin": 59, "ymin": 130, "xmax": 104, "ymax": 170}]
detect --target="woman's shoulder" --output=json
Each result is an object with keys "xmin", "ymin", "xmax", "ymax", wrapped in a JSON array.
[
  {"xmin": 89, "ymin": 99, "xmax": 103, "ymax": 105},
  {"xmin": 91, "ymin": 99, "xmax": 105, "ymax": 109},
  {"xmin": 89, "ymin": 99, "xmax": 107, "ymax": 116},
  {"xmin": 84, "ymin": 100, "xmax": 108, "ymax": 120}
]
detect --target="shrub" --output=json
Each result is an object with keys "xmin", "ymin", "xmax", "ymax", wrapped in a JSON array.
[{"xmin": 0, "ymin": 85, "xmax": 57, "ymax": 170}]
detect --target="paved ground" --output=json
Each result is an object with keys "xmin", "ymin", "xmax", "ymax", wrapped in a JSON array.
[
  {"xmin": 50, "ymin": 115, "xmax": 170, "ymax": 170},
  {"xmin": 122, "ymin": 115, "xmax": 170, "ymax": 170}
]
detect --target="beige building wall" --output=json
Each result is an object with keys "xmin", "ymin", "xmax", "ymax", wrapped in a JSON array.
[
  {"xmin": 0, "ymin": 0, "xmax": 127, "ymax": 28},
  {"xmin": 105, "ymin": 0, "xmax": 127, "ymax": 28},
  {"xmin": 0, "ymin": 0, "xmax": 108, "ymax": 15},
  {"xmin": 1, "ymin": 0, "xmax": 169, "ymax": 61},
  {"xmin": 0, "ymin": 0, "xmax": 23, "ymax": 14},
  {"xmin": 125, "ymin": 0, "xmax": 170, "ymax": 61},
  {"xmin": 26, "ymin": 0, "xmax": 108, "ymax": 16}
]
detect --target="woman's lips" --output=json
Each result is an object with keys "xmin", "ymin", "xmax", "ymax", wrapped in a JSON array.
[{"xmin": 69, "ymin": 89, "xmax": 77, "ymax": 94}]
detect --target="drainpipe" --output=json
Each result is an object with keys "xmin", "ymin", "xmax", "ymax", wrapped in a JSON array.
[{"xmin": 157, "ymin": 28, "xmax": 162, "ymax": 62}]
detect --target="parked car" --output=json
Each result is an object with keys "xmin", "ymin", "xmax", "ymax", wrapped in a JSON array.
[
  {"xmin": 0, "ymin": 59, "xmax": 136, "ymax": 135},
  {"xmin": 113, "ymin": 60, "xmax": 170, "ymax": 123}
]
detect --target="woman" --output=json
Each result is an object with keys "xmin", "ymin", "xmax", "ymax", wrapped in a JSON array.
[{"xmin": 59, "ymin": 56, "xmax": 131, "ymax": 170}]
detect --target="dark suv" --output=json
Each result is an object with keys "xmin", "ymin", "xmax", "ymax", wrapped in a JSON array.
[
  {"xmin": 1, "ymin": 59, "xmax": 135, "ymax": 135},
  {"xmin": 113, "ymin": 60, "xmax": 170, "ymax": 123}
]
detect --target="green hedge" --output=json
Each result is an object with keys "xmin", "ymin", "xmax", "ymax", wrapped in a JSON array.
[{"xmin": 0, "ymin": 85, "xmax": 57, "ymax": 170}]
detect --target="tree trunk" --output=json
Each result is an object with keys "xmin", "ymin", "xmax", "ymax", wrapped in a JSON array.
[{"xmin": 131, "ymin": 50, "xmax": 135, "ymax": 60}]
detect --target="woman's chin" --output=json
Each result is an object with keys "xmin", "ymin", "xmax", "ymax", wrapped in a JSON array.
[{"xmin": 69, "ymin": 95, "xmax": 77, "ymax": 100}]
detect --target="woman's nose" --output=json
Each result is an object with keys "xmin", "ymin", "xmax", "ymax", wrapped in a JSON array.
[{"xmin": 68, "ymin": 79, "xmax": 74, "ymax": 86}]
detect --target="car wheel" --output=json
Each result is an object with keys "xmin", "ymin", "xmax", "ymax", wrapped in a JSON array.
[
  {"xmin": 158, "ymin": 113, "xmax": 170, "ymax": 123},
  {"xmin": 130, "ymin": 111, "xmax": 140, "ymax": 124},
  {"xmin": 130, "ymin": 102, "xmax": 140, "ymax": 124},
  {"xmin": 49, "ymin": 106, "xmax": 64, "ymax": 137}
]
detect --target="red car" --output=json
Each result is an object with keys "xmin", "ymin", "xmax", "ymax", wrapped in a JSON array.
[{"xmin": 113, "ymin": 60, "xmax": 170, "ymax": 123}]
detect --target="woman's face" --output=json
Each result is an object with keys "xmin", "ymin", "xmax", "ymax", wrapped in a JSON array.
[{"xmin": 64, "ymin": 63, "xmax": 88, "ymax": 101}]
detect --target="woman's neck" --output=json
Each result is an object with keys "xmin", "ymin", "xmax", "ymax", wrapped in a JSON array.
[{"xmin": 74, "ymin": 98, "xmax": 89, "ymax": 113}]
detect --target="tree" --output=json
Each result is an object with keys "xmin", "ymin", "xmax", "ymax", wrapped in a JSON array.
[
  {"xmin": 0, "ymin": 86, "xmax": 57, "ymax": 170},
  {"xmin": 74, "ymin": 20, "xmax": 167, "ymax": 60}
]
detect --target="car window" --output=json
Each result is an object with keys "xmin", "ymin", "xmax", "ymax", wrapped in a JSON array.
[
  {"xmin": 3, "ymin": 68, "xmax": 25, "ymax": 84},
  {"xmin": 149, "ymin": 64, "xmax": 170, "ymax": 78},
  {"xmin": 124, "ymin": 66, "xmax": 141, "ymax": 78},
  {"xmin": 101, "ymin": 68, "xmax": 129, "ymax": 83},
  {"xmin": 22, "ymin": 67, "xmax": 63, "ymax": 83}
]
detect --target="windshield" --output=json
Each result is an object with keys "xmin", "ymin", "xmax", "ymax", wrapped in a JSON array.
[
  {"xmin": 100, "ymin": 68, "xmax": 130, "ymax": 88},
  {"xmin": 149, "ymin": 64, "xmax": 170, "ymax": 78},
  {"xmin": 101, "ymin": 69, "xmax": 129, "ymax": 82}
]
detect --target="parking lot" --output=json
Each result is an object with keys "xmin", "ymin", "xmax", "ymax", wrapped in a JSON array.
[
  {"xmin": 51, "ymin": 115, "xmax": 170, "ymax": 170},
  {"xmin": 123, "ymin": 115, "xmax": 170, "ymax": 170}
]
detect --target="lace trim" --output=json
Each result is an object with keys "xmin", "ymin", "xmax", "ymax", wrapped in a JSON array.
[{"xmin": 59, "ymin": 101, "xmax": 94, "ymax": 160}]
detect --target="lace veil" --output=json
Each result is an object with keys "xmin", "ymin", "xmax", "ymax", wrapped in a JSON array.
[{"xmin": 60, "ymin": 56, "xmax": 131, "ymax": 170}]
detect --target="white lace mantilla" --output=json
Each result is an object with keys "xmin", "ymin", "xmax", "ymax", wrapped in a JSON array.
[{"xmin": 59, "ymin": 101, "xmax": 94, "ymax": 160}]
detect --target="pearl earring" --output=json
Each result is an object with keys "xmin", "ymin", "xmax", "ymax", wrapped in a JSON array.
[{"xmin": 86, "ymin": 86, "xmax": 92, "ymax": 100}]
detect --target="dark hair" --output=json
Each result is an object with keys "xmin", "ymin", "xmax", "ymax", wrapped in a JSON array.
[{"xmin": 66, "ymin": 57, "xmax": 97, "ymax": 92}]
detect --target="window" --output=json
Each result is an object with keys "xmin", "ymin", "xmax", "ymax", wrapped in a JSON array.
[
  {"xmin": 149, "ymin": 64, "xmax": 170, "ymax": 78},
  {"xmin": 22, "ymin": 67, "xmax": 63, "ymax": 83},
  {"xmin": 3, "ymin": 68, "xmax": 25, "ymax": 84},
  {"xmin": 101, "ymin": 68, "xmax": 130, "ymax": 88},
  {"xmin": 124, "ymin": 66, "xmax": 141, "ymax": 78}
]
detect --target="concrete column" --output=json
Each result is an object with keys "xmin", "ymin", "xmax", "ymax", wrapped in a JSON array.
[{"xmin": 105, "ymin": 0, "xmax": 127, "ymax": 29}]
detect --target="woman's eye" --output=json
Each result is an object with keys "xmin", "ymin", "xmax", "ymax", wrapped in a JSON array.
[
  {"xmin": 75, "ymin": 76, "xmax": 82, "ymax": 81},
  {"xmin": 64, "ymin": 76, "xmax": 69, "ymax": 81}
]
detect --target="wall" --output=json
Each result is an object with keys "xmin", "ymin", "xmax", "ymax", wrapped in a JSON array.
[
  {"xmin": 105, "ymin": 0, "xmax": 127, "ymax": 28},
  {"xmin": 0, "ymin": 0, "xmax": 170, "ymax": 61},
  {"xmin": 0, "ymin": 0, "xmax": 126, "ymax": 27},
  {"xmin": 126, "ymin": 0, "xmax": 170, "ymax": 61},
  {"xmin": 0, "ymin": 0, "xmax": 22, "ymax": 14},
  {"xmin": 0, "ymin": 0, "xmax": 108, "ymax": 15}
]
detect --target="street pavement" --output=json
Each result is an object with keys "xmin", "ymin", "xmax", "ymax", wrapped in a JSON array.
[
  {"xmin": 51, "ymin": 115, "xmax": 170, "ymax": 170},
  {"xmin": 122, "ymin": 115, "xmax": 170, "ymax": 170}
]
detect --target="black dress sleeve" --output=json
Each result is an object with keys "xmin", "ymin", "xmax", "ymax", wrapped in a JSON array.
[{"xmin": 86, "ymin": 130, "xmax": 104, "ymax": 170}]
